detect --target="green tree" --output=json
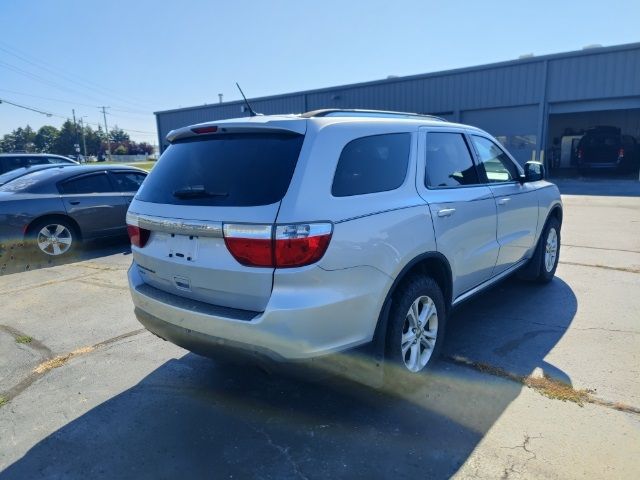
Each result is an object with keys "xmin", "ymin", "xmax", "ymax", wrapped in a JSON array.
[
  {"xmin": 0, "ymin": 132, "xmax": 16, "ymax": 153},
  {"xmin": 12, "ymin": 126, "xmax": 37, "ymax": 152},
  {"xmin": 34, "ymin": 125, "xmax": 60, "ymax": 153},
  {"xmin": 109, "ymin": 126, "xmax": 130, "ymax": 143},
  {"xmin": 54, "ymin": 120, "xmax": 80, "ymax": 155}
]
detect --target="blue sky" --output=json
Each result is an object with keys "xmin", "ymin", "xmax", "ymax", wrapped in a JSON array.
[{"xmin": 1, "ymin": 0, "xmax": 639, "ymax": 143}]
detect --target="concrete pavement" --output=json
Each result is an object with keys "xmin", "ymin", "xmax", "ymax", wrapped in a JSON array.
[{"xmin": 0, "ymin": 182, "xmax": 639, "ymax": 479}]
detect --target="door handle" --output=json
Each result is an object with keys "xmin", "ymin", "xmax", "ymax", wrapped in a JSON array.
[
  {"xmin": 437, "ymin": 208, "xmax": 456, "ymax": 218},
  {"xmin": 497, "ymin": 197, "xmax": 510, "ymax": 205},
  {"xmin": 69, "ymin": 201, "xmax": 80, "ymax": 205}
]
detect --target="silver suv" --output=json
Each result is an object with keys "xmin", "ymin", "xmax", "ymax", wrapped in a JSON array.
[{"xmin": 127, "ymin": 110, "xmax": 562, "ymax": 375}]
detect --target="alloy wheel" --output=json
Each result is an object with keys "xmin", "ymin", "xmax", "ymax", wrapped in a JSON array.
[
  {"xmin": 401, "ymin": 295, "xmax": 438, "ymax": 372},
  {"xmin": 37, "ymin": 224, "xmax": 73, "ymax": 256},
  {"xmin": 544, "ymin": 227, "xmax": 558, "ymax": 273}
]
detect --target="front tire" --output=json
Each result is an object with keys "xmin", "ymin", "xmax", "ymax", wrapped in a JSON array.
[
  {"xmin": 536, "ymin": 217, "xmax": 561, "ymax": 282},
  {"xmin": 386, "ymin": 275, "xmax": 446, "ymax": 375}
]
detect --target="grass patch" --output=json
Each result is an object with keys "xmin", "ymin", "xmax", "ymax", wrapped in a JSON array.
[
  {"xmin": 448, "ymin": 355, "xmax": 593, "ymax": 406},
  {"xmin": 15, "ymin": 335, "xmax": 32, "ymax": 344},
  {"xmin": 524, "ymin": 375, "xmax": 592, "ymax": 405},
  {"xmin": 33, "ymin": 346, "xmax": 95, "ymax": 374},
  {"xmin": 0, "ymin": 396, "xmax": 6, "ymax": 407}
]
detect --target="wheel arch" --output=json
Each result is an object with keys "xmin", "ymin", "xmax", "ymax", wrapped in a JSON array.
[
  {"xmin": 369, "ymin": 251, "xmax": 453, "ymax": 361},
  {"xmin": 25, "ymin": 214, "xmax": 82, "ymax": 240},
  {"xmin": 549, "ymin": 202, "xmax": 563, "ymax": 227}
]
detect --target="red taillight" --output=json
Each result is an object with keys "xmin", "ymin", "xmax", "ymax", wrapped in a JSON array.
[
  {"xmin": 618, "ymin": 148, "xmax": 625, "ymax": 158},
  {"xmin": 274, "ymin": 224, "xmax": 332, "ymax": 267},
  {"xmin": 191, "ymin": 126, "xmax": 218, "ymax": 134},
  {"xmin": 223, "ymin": 223, "xmax": 332, "ymax": 268},
  {"xmin": 223, "ymin": 224, "xmax": 273, "ymax": 267},
  {"xmin": 127, "ymin": 224, "xmax": 150, "ymax": 248}
]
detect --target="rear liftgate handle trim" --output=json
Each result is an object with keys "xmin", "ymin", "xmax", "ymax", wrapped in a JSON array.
[{"xmin": 437, "ymin": 208, "xmax": 456, "ymax": 218}]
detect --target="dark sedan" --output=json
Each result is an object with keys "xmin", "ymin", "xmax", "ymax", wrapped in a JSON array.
[{"xmin": 0, "ymin": 165, "xmax": 146, "ymax": 257}]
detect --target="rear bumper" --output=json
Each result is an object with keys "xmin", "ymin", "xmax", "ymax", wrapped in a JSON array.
[{"xmin": 128, "ymin": 262, "xmax": 391, "ymax": 361}]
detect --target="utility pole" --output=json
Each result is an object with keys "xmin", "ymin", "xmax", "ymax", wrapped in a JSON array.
[
  {"xmin": 100, "ymin": 106, "xmax": 111, "ymax": 161},
  {"xmin": 78, "ymin": 117, "xmax": 88, "ymax": 160},
  {"xmin": 72, "ymin": 109, "xmax": 80, "ymax": 161}
]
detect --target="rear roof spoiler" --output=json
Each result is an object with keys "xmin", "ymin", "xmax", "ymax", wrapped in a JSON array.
[{"xmin": 166, "ymin": 117, "xmax": 306, "ymax": 143}]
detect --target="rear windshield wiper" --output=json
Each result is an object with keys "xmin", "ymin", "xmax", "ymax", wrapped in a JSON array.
[{"xmin": 172, "ymin": 186, "xmax": 228, "ymax": 199}]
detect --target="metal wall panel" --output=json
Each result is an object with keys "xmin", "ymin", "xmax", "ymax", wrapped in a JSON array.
[
  {"xmin": 462, "ymin": 105, "xmax": 539, "ymax": 164},
  {"xmin": 547, "ymin": 48, "xmax": 640, "ymax": 102},
  {"xmin": 155, "ymin": 44, "xmax": 640, "ymax": 151}
]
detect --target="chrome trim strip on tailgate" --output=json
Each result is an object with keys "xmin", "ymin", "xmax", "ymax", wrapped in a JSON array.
[{"xmin": 127, "ymin": 212, "xmax": 223, "ymax": 238}]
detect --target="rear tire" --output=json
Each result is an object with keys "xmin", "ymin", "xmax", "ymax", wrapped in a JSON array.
[
  {"xmin": 385, "ymin": 275, "xmax": 446, "ymax": 377},
  {"xmin": 27, "ymin": 218, "xmax": 78, "ymax": 258}
]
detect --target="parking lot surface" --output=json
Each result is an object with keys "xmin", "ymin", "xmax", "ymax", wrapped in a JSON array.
[{"xmin": 1, "ymin": 180, "xmax": 639, "ymax": 479}]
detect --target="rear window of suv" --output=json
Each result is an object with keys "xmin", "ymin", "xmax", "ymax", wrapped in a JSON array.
[
  {"xmin": 136, "ymin": 133, "xmax": 304, "ymax": 206},
  {"xmin": 332, "ymin": 133, "xmax": 411, "ymax": 197}
]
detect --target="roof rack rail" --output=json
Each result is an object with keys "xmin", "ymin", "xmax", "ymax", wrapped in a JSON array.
[{"xmin": 300, "ymin": 109, "xmax": 446, "ymax": 121}]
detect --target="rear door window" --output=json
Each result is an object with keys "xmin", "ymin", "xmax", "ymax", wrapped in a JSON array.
[
  {"xmin": 425, "ymin": 132, "xmax": 479, "ymax": 188},
  {"xmin": 136, "ymin": 133, "xmax": 304, "ymax": 206},
  {"xmin": 111, "ymin": 171, "xmax": 146, "ymax": 192},
  {"xmin": 59, "ymin": 173, "xmax": 115, "ymax": 194},
  {"xmin": 331, "ymin": 133, "xmax": 410, "ymax": 197}
]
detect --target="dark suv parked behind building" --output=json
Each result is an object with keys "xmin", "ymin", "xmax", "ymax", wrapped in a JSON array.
[{"xmin": 576, "ymin": 126, "xmax": 639, "ymax": 173}]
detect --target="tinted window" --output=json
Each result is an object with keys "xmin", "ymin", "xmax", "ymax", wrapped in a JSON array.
[
  {"xmin": 136, "ymin": 133, "xmax": 304, "ymax": 207},
  {"xmin": 332, "ymin": 133, "xmax": 410, "ymax": 197},
  {"xmin": 425, "ymin": 133, "xmax": 479, "ymax": 188},
  {"xmin": 47, "ymin": 156, "xmax": 73, "ymax": 164},
  {"xmin": 112, "ymin": 172, "xmax": 146, "ymax": 192},
  {"xmin": 1, "ymin": 156, "xmax": 27, "ymax": 174},
  {"xmin": 471, "ymin": 136, "xmax": 519, "ymax": 183},
  {"xmin": 59, "ymin": 173, "xmax": 114, "ymax": 194}
]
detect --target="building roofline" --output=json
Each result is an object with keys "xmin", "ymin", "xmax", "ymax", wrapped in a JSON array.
[{"xmin": 155, "ymin": 42, "xmax": 640, "ymax": 116}]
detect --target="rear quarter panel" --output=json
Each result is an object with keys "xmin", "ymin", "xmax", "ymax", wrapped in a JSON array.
[{"xmin": 0, "ymin": 194, "xmax": 67, "ymax": 240}]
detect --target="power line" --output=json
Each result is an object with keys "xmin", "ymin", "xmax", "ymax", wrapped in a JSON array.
[
  {"xmin": 0, "ymin": 98, "xmax": 56, "ymax": 117},
  {"xmin": 0, "ymin": 40, "xmax": 158, "ymax": 110},
  {"xmin": 0, "ymin": 88, "xmax": 153, "ymax": 116},
  {"xmin": 0, "ymin": 59, "xmax": 157, "ymax": 115},
  {"xmin": 0, "ymin": 97, "xmax": 157, "ymax": 137}
]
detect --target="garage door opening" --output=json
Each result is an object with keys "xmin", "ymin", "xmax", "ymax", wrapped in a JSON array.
[{"xmin": 547, "ymin": 108, "xmax": 640, "ymax": 178}]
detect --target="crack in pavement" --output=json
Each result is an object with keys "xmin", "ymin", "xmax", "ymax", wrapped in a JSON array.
[
  {"xmin": 527, "ymin": 321, "xmax": 639, "ymax": 335},
  {"xmin": 559, "ymin": 261, "xmax": 640, "ymax": 274},
  {"xmin": 249, "ymin": 425, "xmax": 310, "ymax": 480},
  {"xmin": 0, "ymin": 328, "xmax": 147, "ymax": 407},
  {"xmin": 0, "ymin": 325, "xmax": 53, "ymax": 359},
  {"xmin": 562, "ymin": 244, "xmax": 640, "ymax": 254},
  {"xmin": 0, "ymin": 272, "xmax": 97, "ymax": 296},
  {"xmin": 445, "ymin": 355, "xmax": 640, "ymax": 415}
]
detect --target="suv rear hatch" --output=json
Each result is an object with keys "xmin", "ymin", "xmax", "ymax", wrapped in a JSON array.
[
  {"xmin": 128, "ymin": 121, "xmax": 306, "ymax": 313},
  {"xmin": 578, "ymin": 131, "xmax": 621, "ymax": 165}
]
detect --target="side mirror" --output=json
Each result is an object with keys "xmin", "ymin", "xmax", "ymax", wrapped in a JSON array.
[{"xmin": 523, "ymin": 161, "xmax": 545, "ymax": 182}]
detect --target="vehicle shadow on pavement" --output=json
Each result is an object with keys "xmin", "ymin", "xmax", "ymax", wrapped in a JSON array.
[
  {"xmin": 1, "ymin": 277, "xmax": 577, "ymax": 480},
  {"xmin": 0, "ymin": 237, "xmax": 131, "ymax": 276},
  {"xmin": 444, "ymin": 275, "xmax": 578, "ymax": 386}
]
